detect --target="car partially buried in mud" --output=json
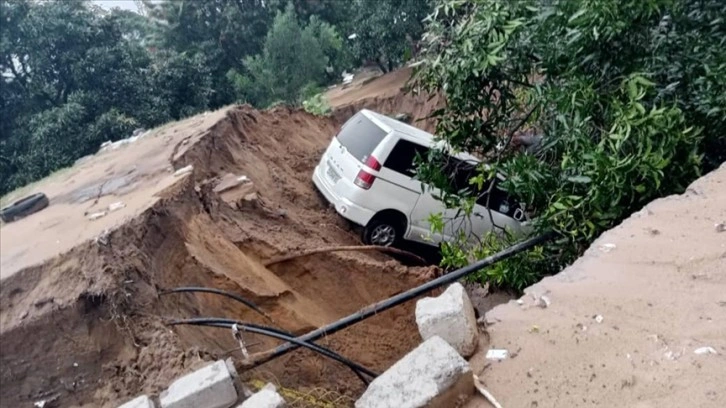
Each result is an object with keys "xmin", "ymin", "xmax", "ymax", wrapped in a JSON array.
[{"xmin": 313, "ymin": 109, "xmax": 530, "ymax": 248}]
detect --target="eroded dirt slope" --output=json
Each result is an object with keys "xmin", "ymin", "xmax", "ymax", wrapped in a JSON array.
[
  {"xmin": 0, "ymin": 105, "xmax": 435, "ymax": 407},
  {"xmin": 327, "ymin": 66, "xmax": 442, "ymax": 133}
]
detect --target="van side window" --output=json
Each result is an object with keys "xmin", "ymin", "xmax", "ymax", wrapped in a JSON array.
[
  {"xmin": 384, "ymin": 140, "xmax": 430, "ymax": 177},
  {"xmin": 475, "ymin": 181, "xmax": 521, "ymax": 217},
  {"xmin": 445, "ymin": 159, "xmax": 523, "ymax": 218},
  {"xmin": 445, "ymin": 158, "xmax": 478, "ymax": 193}
]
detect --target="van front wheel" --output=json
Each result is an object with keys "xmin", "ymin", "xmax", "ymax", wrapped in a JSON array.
[{"xmin": 363, "ymin": 218, "xmax": 402, "ymax": 247}]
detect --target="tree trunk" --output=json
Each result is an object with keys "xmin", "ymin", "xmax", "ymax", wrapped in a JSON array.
[{"xmin": 376, "ymin": 58, "xmax": 389, "ymax": 73}]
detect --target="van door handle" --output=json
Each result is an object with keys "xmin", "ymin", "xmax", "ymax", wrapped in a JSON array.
[{"xmin": 474, "ymin": 212, "xmax": 485, "ymax": 219}]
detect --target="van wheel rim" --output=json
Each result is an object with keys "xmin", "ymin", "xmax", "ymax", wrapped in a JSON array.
[{"xmin": 371, "ymin": 224, "xmax": 396, "ymax": 246}]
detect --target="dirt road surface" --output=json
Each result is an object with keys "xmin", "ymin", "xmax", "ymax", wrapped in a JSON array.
[
  {"xmin": 466, "ymin": 163, "xmax": 726, "ymax": 408},
  {"xmin": 0, "ymin": 110, "xmax": 229, "ymax": 279}
]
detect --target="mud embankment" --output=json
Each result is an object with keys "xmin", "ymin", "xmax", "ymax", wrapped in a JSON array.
[{"xmin": 0, "ymin": 106, "xmax": 434, "ymax": 407}]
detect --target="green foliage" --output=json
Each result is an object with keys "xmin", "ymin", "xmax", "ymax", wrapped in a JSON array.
[
  {"xmin": 141, "ymin": 0, "xmax": 274, "ymax": 108},
  {"xmin": 416, "ymin": 0, "xmax": 722, "ymax": 290},
  {"xmin": 302, "ymin": 94, "xmax": 332, "ymax": 116},
  {"xmin": 348, "ymin": 0, "xmax": 433, "ymax": 72},
  {"xmin": 230, "ymin": 4, "xmax": 332, "ymax": 106},
  {"xmin": 304, "ymin": 15, "xmax": 353, "ymax": 80},
  {"xmin": 0, "ymin": 0, "xmax": 222, "ymax": 195}
]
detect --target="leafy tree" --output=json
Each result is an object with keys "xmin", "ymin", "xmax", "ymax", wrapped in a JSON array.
[
  {"xmin": 348, "ymin": 0, "xmax": 433, "ymax": 72},
  {"xmin": 150, "ymin": 50, "xmax": 213, "ymax": 120},
  {"xmin": 0, "ymin": 0, "xmax": 215, "ymax": 195},
  {"xmin": 415, "ymin": 0, "xmax": 723, "ymax": 290},
  {"xmin": 141, "ymin": 0, "xmax": 275, "ymax": 107},
  {"xmin": 304, "ymin": 15, "xmax": 352, "ymax": 80},
  {"xmin": 229, "ymin": 4, "xmax": 329, "ymax": 106}
]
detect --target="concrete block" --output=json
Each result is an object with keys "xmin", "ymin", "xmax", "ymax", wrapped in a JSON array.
[
  {"xmin": 160, "ymin": 360, "xmax": 239, "ymax": 408},
  {"xmin": 238, "ymin": 383, "xmax": 286, "ymax": 408},
  {"xmin": 118, "ymin": 395, "xmax": 156, "ymax": 408},
  {"xmin": 355, "ymin": 336, "xmax": 473, "ymax": 408},
  {"xmin": 415, "ymin": 282, "xmax": 478, "ymax": 357}
]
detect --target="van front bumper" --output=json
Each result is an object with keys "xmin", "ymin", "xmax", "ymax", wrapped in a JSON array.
[{"xmin": 312, "ymin": 165, "xmax": 375, "ymax": 227}]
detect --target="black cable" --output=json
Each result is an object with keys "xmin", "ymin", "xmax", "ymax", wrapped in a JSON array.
[
  {"xmin": 167, "ymin": 318, "xmax": 378, "ymax": 384},
  {"xmin": 194, "ymin": 322, "xmax": 374, "ymax": 386},
  {"xmin": 159, "ymin": 287, "xmax": 268, "ymax": 320},
  {"xmin": 251, "ymin": 232, "xmax": 552, "ymax": 368}
]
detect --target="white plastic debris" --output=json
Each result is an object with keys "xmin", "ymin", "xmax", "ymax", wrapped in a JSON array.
[
  {"xmin": 594, "ymin": 315, "xmax": 604, "ymax": 323},
  {"xmin": 485, "ymin": 349, "xmax": 509, "ymax": 360},
  {"xmin": 539, "ymin": 295, "xmax": 551, "ymax": 308},
  {"xmin": 34, "ymin": 401, "xmax": 46, "ymax": 408},
  {"xmin": 73, "ymin": 362, "xmax": 79, "ymax": 367},
  {"xmin": 95, "ymin": 229, "xmax": 111, "ymax": 245},
  {"xmin": 342, "ymin": 72, "xmax": 355, "ymax": 84},
  {"xmin": 173, "ymin": 165, "xmax": 193, "ymax": 177},
  {"xmin": 516, "ymin": 299, "xmax": 524, "ymax": 305},
  {"xmin": 108, "ymin": 201, "xmax": 126, "ymax": 212},
  {"xmin": 237, "ymin": 175, "xmax": 250, "ymax": 183},
  {"xmin": 715, "ymin": 223, "xmax": 725, "ymax": 233},
  {"xmin": 347, "ymin": 33, "xmax": 358, "ymax": 40},
  {"xmin": 598, "ymin": 243, "xmax": 617, "ymax": 253},
  {"xmin": 664, "ymin": 349, "xmax": 684, "ymax": 361},
  {"xmin": 694, "ymin": 346, "xmax": 717, "ymax": 355},
  {"xmin": 87, "ymin": 211, "xmax": 107, "ymax": 221}
]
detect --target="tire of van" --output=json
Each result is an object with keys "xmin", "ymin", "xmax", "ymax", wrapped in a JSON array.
[
  {"xmin": 362, "ymin": 217, "xmax": 403, "ymax": 247},
  {"xmin": 0, "ymin": 193, "xmax": 49, "ymax": 223}
]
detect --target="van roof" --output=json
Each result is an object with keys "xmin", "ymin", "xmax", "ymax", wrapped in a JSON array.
[
  {"xmin": 361, "ymin": 109, "xmax": 433, "ymax": 144},
  {"xmin": 360, "ymin": 109, "xmax": 479, "ymax": 163}
]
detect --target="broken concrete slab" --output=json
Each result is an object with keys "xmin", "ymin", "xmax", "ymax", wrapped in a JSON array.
[
  {"xmin": 416, "ymin": 283, "xmax": 478, "ymax": 357},
  {"xmin": 159, "ymin": 360, "xmax": 238, "ymax": 408},
  {"xmin": 355, "ymin": 336, "xmax": 473, "ymax": 408},
  {"xmin": 118, "ymin": 395, "xmax": 156, "ymax": 408},
  {"xmin": 238, "ymin": 383, "xmax": 286, "ymax": 408}
]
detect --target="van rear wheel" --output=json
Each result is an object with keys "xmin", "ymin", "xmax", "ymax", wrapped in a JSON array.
[{"xmin": 363, "ymin": 217, "xmax": 402, "ymax": 247}]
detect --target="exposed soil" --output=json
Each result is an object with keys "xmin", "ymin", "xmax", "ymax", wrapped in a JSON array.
[
  {"xmin": 0, "ymin": 97, "xmax": 445, "ymax": 407},
  {"xmin": 328, "ymin": 66, "xmax": 442, "ymax": 133}
]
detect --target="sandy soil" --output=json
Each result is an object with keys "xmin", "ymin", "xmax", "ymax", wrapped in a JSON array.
[
  {"xmin": 327, "ymin": 66, "xmax": 442, "ymax": 134},
  {"xmin": 466, "ymin": 163, "xmax": 726, "ymax": 408},
  {"xmin": 327, "ymin": 68, "xmax": 411, "ymax": 108},
  {"xmin": 0, "ymin": 76, "xmax": 450, "ymax": 407}
]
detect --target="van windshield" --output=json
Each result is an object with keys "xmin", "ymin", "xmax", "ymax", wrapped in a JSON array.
[{"xmin": 337, "ymin": 115, "xmax": 387, "ymax": 162}]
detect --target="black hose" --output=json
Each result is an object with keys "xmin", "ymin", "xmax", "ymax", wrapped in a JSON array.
[
  {"xmin": 190, "ymin": 322, "xmax": 374, "ymax": 385},
  {"xmin": 168, "ymin": 318, "xmax": 378, "ymax": 384},
  {"xmin": 178, "ymin": 317, "xmax": 294, "ymax": 336},
  {"xmin": 159, "ymin": 287, "xmax": 269, "ymax": 320},
  {"xmin": 251, "ymin": 232, "xmax": 552, "ymax": 369}
]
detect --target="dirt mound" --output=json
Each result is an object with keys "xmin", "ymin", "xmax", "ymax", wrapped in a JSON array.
[
  {"xmin": 0, "ymin": 106, "xmax": 436, "ymax": 407},
  {"xmin": 328, "ymin": 67, "xmax": 442, "ymax": 134}
]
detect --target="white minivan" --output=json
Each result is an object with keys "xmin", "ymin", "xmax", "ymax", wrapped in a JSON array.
[{"xmin": 312, "ymin": 109, "xmax": 528, "ymax": 247}]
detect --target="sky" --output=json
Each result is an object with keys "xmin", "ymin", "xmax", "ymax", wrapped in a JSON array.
[{"xmin": 94, "ymin": 0, "xmax": 141, "ymax": 12}]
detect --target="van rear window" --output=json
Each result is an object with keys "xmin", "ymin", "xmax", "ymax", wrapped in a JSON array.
[{"xmin": 337, "ymin": 115, "xmax": 387, "ymax": 162}]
